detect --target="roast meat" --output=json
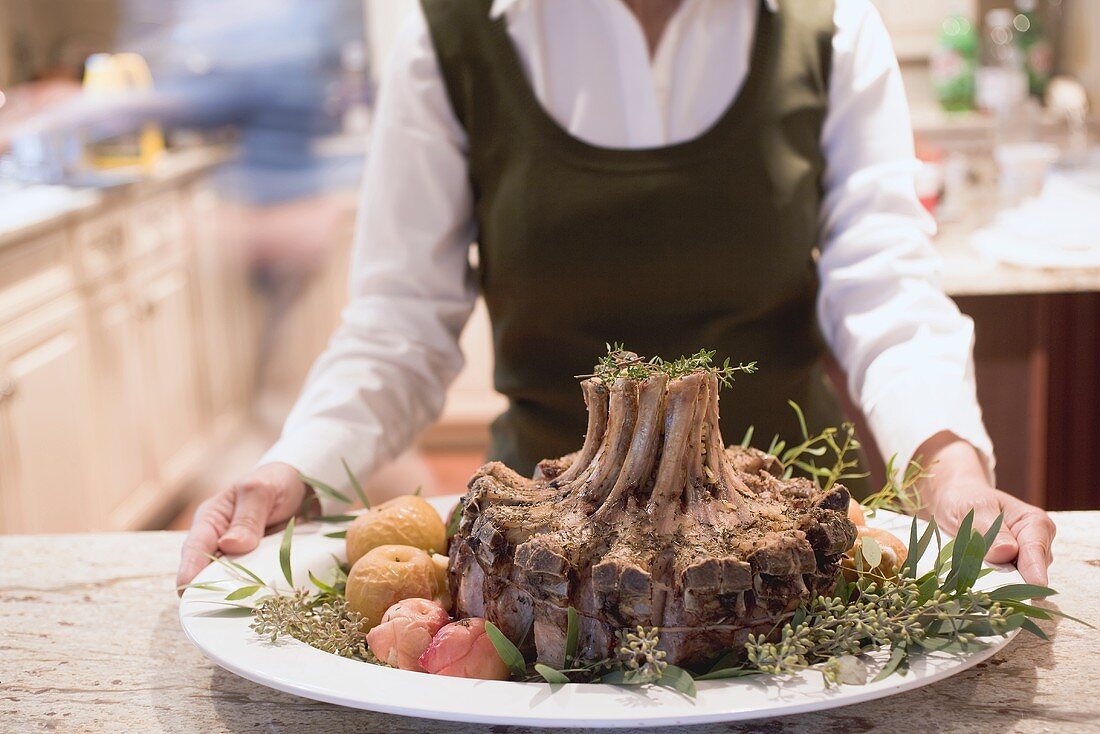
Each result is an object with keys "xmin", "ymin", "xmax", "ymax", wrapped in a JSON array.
[{"xmin": 448, "ymin": 354, "xmax": 857, "ymax": 667}]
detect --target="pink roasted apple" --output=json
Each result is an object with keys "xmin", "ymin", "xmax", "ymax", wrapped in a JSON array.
[
  {"xmin": 418, "ymin": 618, "xmax": 511, "ymax": 680},
  {"xmin": 365, "ymin": 598, "xmax": 450, "ymax": 672}
]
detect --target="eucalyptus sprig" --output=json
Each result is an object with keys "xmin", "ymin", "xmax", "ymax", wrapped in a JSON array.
[{"xmin": 703, "ymin": 509, "xmax": 1087, "ymax": 687}]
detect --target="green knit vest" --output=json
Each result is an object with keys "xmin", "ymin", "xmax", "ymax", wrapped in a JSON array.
[{"xmin": 422, "ymin": 0, "xmax": 849, "ymax": 481}]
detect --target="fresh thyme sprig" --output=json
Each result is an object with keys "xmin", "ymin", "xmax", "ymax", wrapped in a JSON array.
[{"xmin": 586, "ymin": 344, "xmax": 758, "ymax": 388}]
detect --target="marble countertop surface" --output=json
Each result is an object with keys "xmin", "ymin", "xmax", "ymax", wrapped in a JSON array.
[{"xmin": 1, "ymin": 513, "xmax": 1098, "ymax": 734}]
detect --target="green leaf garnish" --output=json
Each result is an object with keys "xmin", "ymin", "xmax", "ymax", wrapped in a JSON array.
[
  {"xmin": 299, "ymin": 473, "xmax": 352, "ymax": 505},
  {"xmin": 534, "ymin": 664, "xmax": 570, "ymax": 684},
  {"xmin": 658, "ymin": 665, "xmax": 697, "ymax": 697},
  {"xmin": 341, "ymin": 458, "xmax": 370, "ymax": 509},
  {"xmin": 485, "ymin": 621, "xmax": 527, "ymax": 679},
  {"xmin": 225, "ymin": 585, "xmax": 262, "ymax": 601},
  {"xmin": 279, "ymin": 517, "xmax": 295, "ymax": 587},
  {"xmin": 565, "ymin": 606, "xmax": 579, "ymax": 665}
]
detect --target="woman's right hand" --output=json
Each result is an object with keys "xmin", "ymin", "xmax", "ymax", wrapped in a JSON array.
[{"xmin": 176, "ymin": 462, "xmax": 308, "ymax": 593}]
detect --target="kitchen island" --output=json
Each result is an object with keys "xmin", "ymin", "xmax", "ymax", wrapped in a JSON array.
[{"xmin": 2, "ymin": 514, "xmax": 1098, "ymax": 733}]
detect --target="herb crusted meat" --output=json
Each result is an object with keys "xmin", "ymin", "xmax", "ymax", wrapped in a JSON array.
[{"xmin": 447, "ymin": 351, "xmax": 857, "ymax": 667}]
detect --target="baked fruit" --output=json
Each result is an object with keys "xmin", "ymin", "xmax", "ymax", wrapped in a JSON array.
[
  {"xmin": 346, "ymin": 544, "xmax": 447, "ymax": 629},
  {"xmin": 346, "ymin": 496, "xmax": 447, "ymax": 566}
]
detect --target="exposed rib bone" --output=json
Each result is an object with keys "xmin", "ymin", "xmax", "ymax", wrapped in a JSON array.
[
  {"xmin": 553, "ymin": 380, "xmax": 610, "ymax": 485},
  {"xmin": 578, "ymin": 378, "xmax": 638, "ymax": 505},
  {"xmin": 591, "ymin": 373, "xmax": 667, "ymax": 521}
]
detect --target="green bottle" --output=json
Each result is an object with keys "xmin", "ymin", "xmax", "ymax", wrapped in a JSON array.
[
  {"xmin": 930, "ymin": 4, "xmax": 977, "ymax": 111},
  {"xmin": 1014, "ymin": 0, "xmax": 1053, "ymax": 98}
]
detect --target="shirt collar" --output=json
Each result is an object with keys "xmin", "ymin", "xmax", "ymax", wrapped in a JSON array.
[{"xmin": 489, "ymin": 0, "xmax": 779, "ymax": 20}]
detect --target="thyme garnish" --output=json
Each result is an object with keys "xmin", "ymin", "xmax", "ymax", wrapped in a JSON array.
[{"xmin": 583, "ymin": 344, "xmax": 758, "ymax": 388}]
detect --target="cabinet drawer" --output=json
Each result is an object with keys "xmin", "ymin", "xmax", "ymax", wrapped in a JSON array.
[
  {"xmin": 129, "ymin": 192, "xmax": 186, "ymax": 269},
  {"xmin": 0, "ymin": 232, "xmax": 74, "ymax": 325},
  {"xmin": 73, "ymin": 211, "xmax": 128, "ymax": 283}
]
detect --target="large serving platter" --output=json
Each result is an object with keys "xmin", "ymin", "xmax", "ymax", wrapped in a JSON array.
[{"xmin": 179, "ymin": 495, "xmax": 1022, "ymax": 728}]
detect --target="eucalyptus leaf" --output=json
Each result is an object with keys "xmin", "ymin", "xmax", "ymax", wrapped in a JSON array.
[
  {"xmin": 299, "ymin": 473, "xmax": 352, "ymax": 505},
  {"xmin": 177, "ymin": 581, "xmax": 229, "ymax": 592},
  {"xmin": 225, "ymin": 584, "xmax": 261, "ymax": 600},
  {"xmin": 695, "ymin": 667, "xmax": 756, "ymax": 681},
  {"xmin": 324, "ymin": 530, "xmax": 348, "ymax": 539},
  {"xmin": 309, "ymin": 570, "xmax": 337, "ymax": 595},
  {"xmin": 206, "ymin": 553, "xmax": 265, "ymax": 586},
  {"xmin": 341, "ymin": 458, "xmax": 370, "ymax": 509},
  {"xmin": 948, "ymin": 530, "xmax": 986, "ymax": 594},
  {"xmin": 905, "ymin": 517, "xmax": 937, "ymax": 579},
  {"xmin": 948, "ymin": 510, "xmax": 975, "ymax": 581},
  {"xmin": 315, "ymin": 514, "xmax": 357, "ymax": 523},
  {"xmin": 981, "ymin": 513, "xmax": 1005, "ymax": 552},
  {"xmin": 446, "ymin": 501, "xmax": 463, "ymax": 539},
  {"xmin": 988, "ymin": 584, "xmax": 1058, "ymax": 601},
  {"xmin": 565, "ymin": 607, "xmax": 579, "ymax": 664},
  {"xmin": 280, "ymin": 517, "xmax": 295, "ymax": 587},
  {"xmin": 871, "ymin": 645, "xmax": 907, "ymax": 682},
  {"xmin": 859, "ymin": 536, "xmax": 882, "ymax": 569},
  {"xmin": 658, "ymin": 665, "xmax": 697, "ymax": 697},
  {"xmin": 1021, "ymin": 618, "xmax": 1049, "ymax": 640},
  {"xmin": 485, "ymin": 621, "xmax": 527, "ymax": 679},
  {"xmin": 534, "ymin": 664, "xmax": 570, "ymax": 684}
]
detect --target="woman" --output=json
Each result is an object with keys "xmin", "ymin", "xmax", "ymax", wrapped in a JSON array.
[{"xmin": 178, "ymin": 0, "xmax": 1055, "ymax": 589}]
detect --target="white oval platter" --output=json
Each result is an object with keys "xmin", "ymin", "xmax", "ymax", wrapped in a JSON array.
[{"xmin": 179, "ymin": 495, "xmax": 1021, "ymax": 728}]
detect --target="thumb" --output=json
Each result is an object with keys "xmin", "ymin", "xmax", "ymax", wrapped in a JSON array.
[{"xmin": 985, "ymin": 527, "xmax": 1018, "ymax": 564}]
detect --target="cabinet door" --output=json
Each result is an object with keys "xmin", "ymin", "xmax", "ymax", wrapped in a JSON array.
[
  {"xmin": 188, "ymin": 186, "xmax": 250, "ymax": 420},
  {"xmin": 0, "ymin": 299, "xmax": 95, "ymax": 533},
  {"xmin": 136, "ymin": 266, "xmax": 204, "ymax": 483},
  {"xmin": 86, "ymin": 289, "xmax": 155, "ymax": 522}
]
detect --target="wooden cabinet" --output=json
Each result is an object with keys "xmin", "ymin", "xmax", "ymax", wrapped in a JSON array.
[
  {"xmin": 0, "ymin": 165, "xmax": 256, "ymax": 533},
  {"xmin": 85, "ymin": 283, "xmax": 154, "ymax": 527},
  {"xmin": 135, "ymin": 265, "xmax": 204, "ymax": 485},
  {"xmin": 0, "ymin": 298, "xmax": 96, "ymax": 533}
]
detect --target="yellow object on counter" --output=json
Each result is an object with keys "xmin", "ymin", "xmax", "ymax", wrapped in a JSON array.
[{"xmin": 82, "ymin": 52, "xmax": 164, "ymax": 170}]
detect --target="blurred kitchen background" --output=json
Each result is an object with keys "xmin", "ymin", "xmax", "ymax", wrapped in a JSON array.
[{"xmin": 0, "ymin": 0, "xmax": 1098, "ymax": 534}]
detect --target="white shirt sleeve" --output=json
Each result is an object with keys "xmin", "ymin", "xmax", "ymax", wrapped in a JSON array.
[
  {"xmin": 818, "ymin": 0, "xmax": 995, "ymax": 481},
  {"xmin": 258, "ymin": 10, "xmax": 477, "ymax": 503}
]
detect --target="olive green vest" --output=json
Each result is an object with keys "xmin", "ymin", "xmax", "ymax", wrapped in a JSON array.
[{"xmin": 422, "ymin": 0, "xmax": 849, "ymax": 480}]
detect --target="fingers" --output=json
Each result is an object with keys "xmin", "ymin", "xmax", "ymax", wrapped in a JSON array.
[
  {"xmin": 974, "ymin": 501, "xmax": 1019, "ymax": 564},
  {"xmin": 1010, "ymin": 510, "xmax": 1057, "ymax": 586},
  {"xmin": 218, "ymin": 482, "xmax": 277, "ymax": 555},
  {"xmin": 177, "ymin": 493, "xmax": 234, "ymax": 593}
]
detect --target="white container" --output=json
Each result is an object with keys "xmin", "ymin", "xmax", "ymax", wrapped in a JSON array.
[{"xmin": 994, "ymin": 142, "xmax": 1059, "ymax": 205}]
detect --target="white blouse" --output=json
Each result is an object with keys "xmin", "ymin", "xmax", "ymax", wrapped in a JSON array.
[{"xmin": 261, "ymin": 0, "xmax": 995, "ymax": 498}]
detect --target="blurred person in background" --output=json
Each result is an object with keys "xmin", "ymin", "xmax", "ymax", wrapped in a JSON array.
[{"xmin": 0, "ymin": 0, "xmax": 369, "ymax": 390}]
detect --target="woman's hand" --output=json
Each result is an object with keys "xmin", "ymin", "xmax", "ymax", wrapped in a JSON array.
[
  {"xmin": 915, "ymin": 432, "xmax": 1056, "ymax": 586},
  {"xmin": 176, "ymin": 462, "xmax": 308, "ymax": 593}
]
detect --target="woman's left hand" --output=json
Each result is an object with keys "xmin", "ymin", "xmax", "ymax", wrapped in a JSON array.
[{"xmin": 914, "ymin": 432, "xmax": 1056, "ymax": 586}]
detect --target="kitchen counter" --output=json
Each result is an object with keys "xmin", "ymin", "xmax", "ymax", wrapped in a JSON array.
[
  {"xmin": 1, "ymin": 514, "xmax": 1098, "ymax": 733},
  {"xmin": 937, "ymin": 219, "xmax": 1100, "ymax": 298},
  {"xmin": 0, "ymin": 146, "xmax": 227, "ymax": 250}
]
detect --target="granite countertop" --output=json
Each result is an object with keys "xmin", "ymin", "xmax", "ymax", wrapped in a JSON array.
[
  {"xmin": 936, "ymin": 218, "xmax": 1100, "ymax": 298},
  {"xmin": 1, "ymin": 513, "xmax": 1099, "ymax": 733}
]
